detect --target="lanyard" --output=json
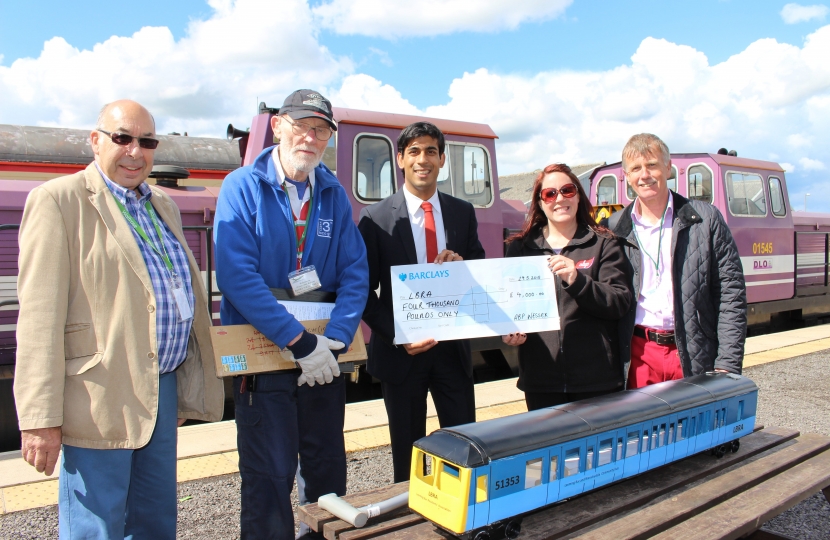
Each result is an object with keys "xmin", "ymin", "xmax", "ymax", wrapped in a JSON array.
[
  {"xmin": 632, "ymin": 201, "xmax": 669, "ymax": 274},
  {"xmin": 283, "ymin": 180, "xmax": 313, "ymax": 267},
  {"xmin": 112, "ymin": 195, "xmax": 174, "ymax": 275}
]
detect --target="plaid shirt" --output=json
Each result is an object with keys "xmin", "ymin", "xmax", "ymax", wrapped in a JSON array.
[{"xmin": 100, "ymin": 167, "xmax": 195, "ymax": 374}]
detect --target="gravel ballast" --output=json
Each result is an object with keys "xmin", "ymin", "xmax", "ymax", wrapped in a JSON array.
[{"xmin": 2, "ymin": 351, "xmax": 829, "ymax": 539}]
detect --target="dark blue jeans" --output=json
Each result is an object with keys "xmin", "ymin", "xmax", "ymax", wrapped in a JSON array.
[{"xmin": 234, "ymin": 372, "xmax": 347, "ymax": 540}]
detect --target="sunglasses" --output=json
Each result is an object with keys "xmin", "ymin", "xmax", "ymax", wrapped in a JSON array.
[
  {"xmin": 97, "ymin": 129, "xmax": 160, "ymax": 150},
  {"xmin": 540, "ymin": 184, "xmax": 578, "ymax": 203}
]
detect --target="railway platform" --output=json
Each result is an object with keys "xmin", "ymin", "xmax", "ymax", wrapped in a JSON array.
[{"xmin": 2, "ymin": 324, "xmax": 830, "ymax": 515}]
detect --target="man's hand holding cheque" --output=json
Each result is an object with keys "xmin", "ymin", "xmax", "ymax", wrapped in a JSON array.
[{"xmin": 403, "ymin": 249, "xmax": 462, "ymax": 355}]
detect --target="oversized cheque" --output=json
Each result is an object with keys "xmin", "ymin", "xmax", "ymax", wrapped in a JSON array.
[{"xmin": 391, "ymin": 256, "xmax": 560, "ymax": 344}]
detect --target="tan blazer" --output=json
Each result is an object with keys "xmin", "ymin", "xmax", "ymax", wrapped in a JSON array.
[{"xmin": 14, "ymin": 163, "xmax": 224, "ymax": 449}]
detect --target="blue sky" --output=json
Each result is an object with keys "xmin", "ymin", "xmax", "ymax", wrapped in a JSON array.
[{"xmin": 1, "ymin": 0, "xmax": 828, "ymax": 208}]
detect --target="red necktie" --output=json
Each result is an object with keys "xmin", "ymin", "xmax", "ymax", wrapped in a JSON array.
[{"xmin": 421, "ymin": 201, "xmax": 438, "ymax": 263}]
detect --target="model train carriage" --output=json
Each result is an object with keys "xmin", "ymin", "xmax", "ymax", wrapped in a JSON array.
[{"xmin": 409, "ymin": 373, "xmax": 758, "ymax": 536}]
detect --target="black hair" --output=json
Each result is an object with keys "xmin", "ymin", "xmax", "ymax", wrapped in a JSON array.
[{"xmin": 397, "ymin": 122, "xmax": 445, "ymax": 156}]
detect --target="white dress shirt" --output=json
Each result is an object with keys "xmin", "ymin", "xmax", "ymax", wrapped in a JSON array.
[
  {"xmin": 402, "ymin": 187, "xmax": 447, "ymax": 264},
  {"xmin": 632, "ymin": 195, "xmax": 675, "ymax": 330}
]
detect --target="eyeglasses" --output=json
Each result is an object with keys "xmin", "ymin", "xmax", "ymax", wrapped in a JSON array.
[
  {"xmin": 283, "ymin": 117, "xmax": 334, "ymax": 141},
  {"xmin": 97, "ymin": 129, "xmax": 159, "ymax": 150},
  {"xmin": 540, "ymin": 184, "xmax": 578, "ymax": 203}
]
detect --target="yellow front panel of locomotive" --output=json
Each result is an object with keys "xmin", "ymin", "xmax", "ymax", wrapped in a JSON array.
[{"xmin": 408, "ymin": 449, "xmax": 472, "ymax": 534}]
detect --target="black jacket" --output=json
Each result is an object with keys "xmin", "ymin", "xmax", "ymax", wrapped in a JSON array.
[
  {"xmin": 358, "ymin": 190, "xmax": 486, "ymax": 385},
  {"xmin": 609, "ymin": 192, "xmax": 746, "ymax": 378},
  {"xmin": 505, "ymin": 224, "xmax": 632, "ymax": 393}
]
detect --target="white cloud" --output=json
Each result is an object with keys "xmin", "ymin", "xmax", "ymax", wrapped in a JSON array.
[
  {"xmin": 364, "ymin": 26, "xmax": 830, "ymax": 179},
  {"xmin": 312, "ymin": 0, "xmax": 573, "ymax": 39},
  {"xmin": 368, "ymin": 47, "xmax": 394, "ymax": 67},
  {"xmin": 781, "ymin": 3, "xmax": 829, "ymax": 24},
  {"xmin": 780, "ymin": 162, "xmax": 796, "ymax": 172},
  {"xmin": 0, "ymin": 0, "xmax": 351, "ymax": 134},
  {"xmin": 799, "ymin": 157, "xmax": 826, "ymax": 170},
  {"xmin": 329, "ymin": 74, "xmax": 420, "ymax": 114}
]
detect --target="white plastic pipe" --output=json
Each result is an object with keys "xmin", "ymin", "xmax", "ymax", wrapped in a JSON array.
[{"xmin": 317, "ymin": 492, "xmax": 409, "ymax": 528}]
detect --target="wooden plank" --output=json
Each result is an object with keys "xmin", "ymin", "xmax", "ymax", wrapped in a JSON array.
[
  {"xmin": 651, "ymin": 448, "xmax": 830, "ymax": 540},
  {"xmin": 571, "ymin": 433, "xmax": 830, "ymax": 540},
  {"xmin": 340, "ymin": 520, "xmax": 445, "ymax": 540},
  {"xmin": 323, "ymin": 507, "xmax": 413, "ymax": 540},
  {"xmin": 299, "ymin": 482, "xmax": 409, "ymax": 532},
  {"xmin": 337, "ymin": 514, "xmax": 427, "ymax": 540},
  {"xmin": 518, "ymin": 427, "xmax": 799, "ymax": 540}
]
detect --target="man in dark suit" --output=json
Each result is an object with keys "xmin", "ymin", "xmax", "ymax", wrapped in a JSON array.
[{"xmin": 359, "ymin": 122, "xmax": 486, "ymax": 482}]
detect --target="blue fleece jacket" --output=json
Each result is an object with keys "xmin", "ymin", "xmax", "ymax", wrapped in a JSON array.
[{"xmin": 214, "ymin": 146, "xmax": 368, "ymax": 348}]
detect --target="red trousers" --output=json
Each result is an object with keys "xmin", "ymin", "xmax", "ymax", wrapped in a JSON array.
[{"xmin": 627, "ymin": 333, "xmax": 684, "ymax": 389}]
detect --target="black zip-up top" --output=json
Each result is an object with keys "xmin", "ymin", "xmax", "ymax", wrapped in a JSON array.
[{"xmin": 505, "ymin": 224, "xmax": 632, "ymax": 393}]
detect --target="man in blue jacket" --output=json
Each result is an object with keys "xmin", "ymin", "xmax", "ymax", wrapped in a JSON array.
[{"xmin": 214, "ymin": 89, "xmax": 368, "ymax": 539}]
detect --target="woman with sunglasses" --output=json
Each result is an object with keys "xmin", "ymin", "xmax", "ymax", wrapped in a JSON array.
[{"xmin": 502, "ymin": 164, "xmax": 632, "ymax": 411}]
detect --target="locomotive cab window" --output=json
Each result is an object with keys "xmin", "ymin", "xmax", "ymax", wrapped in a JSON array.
[
  {"xmin": 738, "ymin": 400, "xmax": 745, "ymax": 421},
  {"xmin": 443, "ymin": 463, "xmax": 459, "ymax": 477},
  {"xmin": 668, "ymin": 423, "xmax": 675, "ymax": 445},
  {"xmin": 688, "ymin": 164, "xmax": 713, "ymax": 204},
  {"xmin": 441, "ymin": 143, "xmax": 493, "ymax": 207},
  {"xmin": 668, "ymin": 165, "xmax": 678, "ymax": 193},
  {"xmin": 525, "ymin": 458, "xmax": 543, "ymax": 488},
  {"xmin": 564, "ymin": 448, "xmax": 580, "ymax": 477},
  {"xmin": 769, "ymin": 177, "xmax": 786, "ymax": 217},
  {"xmin": 641, "ymin": 430, "xmax": 650, "ymax": 453},
  {"xmin": 616, "ymin": 438, "xmax": 624, "ymax": 461},
  {"xmin": 726, "ymin": 171, "xmax": 767, "ymax": 217},
  {"xmin": 677, "ymin": 418, "xmax": 687, "ymax": 441},
  {"xmin": 355, "ymin": 134, "xmax": 395, "ymax": 202},
  {"xmin": 597, "ymin": 175, "xmax": 617, "ymax": 205},
  {"xmin": 586, "ymin": 446, "xmax": 595, "ymax": 471}
]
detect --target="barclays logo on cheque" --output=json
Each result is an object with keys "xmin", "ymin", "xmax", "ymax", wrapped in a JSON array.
[{"xmin": 399, "ymin": 270, "xmax": 450, "ymax": 282}]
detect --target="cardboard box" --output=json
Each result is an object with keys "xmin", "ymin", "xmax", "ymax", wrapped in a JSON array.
[{"xmin": 209, "ymin": 321, "xmax": 367, "ymax": 377}]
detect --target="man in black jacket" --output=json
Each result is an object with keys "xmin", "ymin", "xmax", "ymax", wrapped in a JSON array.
[
  {"xmin": 609, "ymin": 133, "xmax": 746, "ymax": 388},
  {"xmin": 358, "ymin": 122, "xmax": 485, "ymax": 482}
]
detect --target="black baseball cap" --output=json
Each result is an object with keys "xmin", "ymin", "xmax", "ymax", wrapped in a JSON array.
[{"xmin": 280, "ymin": 89, "xmax": 337, "ymax": 131}]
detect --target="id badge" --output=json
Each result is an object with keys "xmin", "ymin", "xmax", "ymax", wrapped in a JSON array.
[
  {"xmin": 288, "ymin": 265, "xmax": 322, "ymax": 297},
  {"xmin": 170, "ymin": 273, "xmax": 193, "ymax": 322}
]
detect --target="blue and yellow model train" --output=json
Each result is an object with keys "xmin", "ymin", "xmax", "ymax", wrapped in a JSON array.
[{"xmin": 408, "ymin": 373, "xmax": 758, "ymax": 539}]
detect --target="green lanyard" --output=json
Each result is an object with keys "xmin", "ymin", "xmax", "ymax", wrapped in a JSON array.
[
  {"xmin": 632, "ymin": 201, "xmax": 669, "ymax": 273},
  {"xmin": 112, "ymin": 195, "xmax": 174, "ymax": 275}
]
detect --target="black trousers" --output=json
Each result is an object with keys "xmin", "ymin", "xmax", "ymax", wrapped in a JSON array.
[
  {"xmin": 381, "ymin": 350, "xmax": 476, "ymax": 483},
  {"xmin": 234, "ymin": 372, "xmax": 347, "ymax": 540},
  {"xmin": 524, "ymin": 388, "xmax": 619, "ymax": 411}
]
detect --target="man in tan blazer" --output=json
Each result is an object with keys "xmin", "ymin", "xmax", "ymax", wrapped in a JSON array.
[{"xmin": 14, "ymin": 100, "xmax": 223, "ymax": 539}]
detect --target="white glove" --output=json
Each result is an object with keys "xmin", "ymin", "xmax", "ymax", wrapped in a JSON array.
[{"xmin": 291, "ymin": 334, "xmax": 344, "ymax": 387}]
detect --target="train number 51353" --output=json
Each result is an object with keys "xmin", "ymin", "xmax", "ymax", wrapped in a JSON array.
[{"xmin": 495, "ymin": 475, "xmax": 520, "ymax": 490}]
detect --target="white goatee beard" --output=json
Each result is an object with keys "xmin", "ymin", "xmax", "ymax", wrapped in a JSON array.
[{"xmin": 287, "ymin": 146, "xmax": 322, "ymax": 173}]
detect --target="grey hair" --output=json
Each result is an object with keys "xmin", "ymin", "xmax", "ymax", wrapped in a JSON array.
[{"xmin": 622, "ymin": 133, "xmax": 670, "ymax": 170}]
